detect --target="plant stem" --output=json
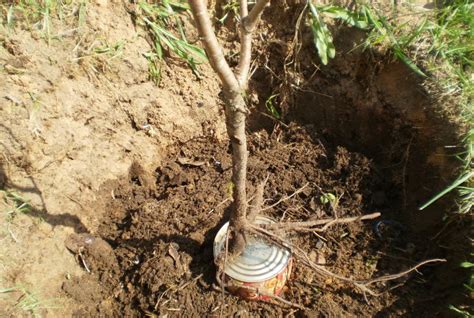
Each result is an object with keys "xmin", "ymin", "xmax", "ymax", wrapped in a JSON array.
[
  {"xmin": 224, "ymin": 91, "xmax": 249, "ymax": 254},
  {"xmin": 189, "ymin": 0, "xmax": 254, "ymax": 255},
  {"xmin": 237, "ymin": 0, "xmax": 270, "ymax": 86},
  {"xmin": 188, "ymin": 0, "xmax": 241, "ymax": 94}
]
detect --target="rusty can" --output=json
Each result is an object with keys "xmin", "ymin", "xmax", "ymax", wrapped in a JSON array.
[{"xmin": 213, "ymin": 216, "xmax": 292, "ymax": 300}]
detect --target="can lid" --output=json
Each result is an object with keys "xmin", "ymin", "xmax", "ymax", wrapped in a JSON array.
[{"xmin": 213, "ymin": 216, "xmax": 291, "ymax": 283}]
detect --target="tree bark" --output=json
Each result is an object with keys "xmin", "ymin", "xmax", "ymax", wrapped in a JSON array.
[
  {"xmin": 224, "ymin": 91, "xmax": 248, "ymax": 255},
  {"xmin": 189, "ymin": 0, "xmax": 269, "ymax": 257},
  {"xmin": 236, "ymin": 0, "xmax": 270, "ymax": 86},
  {"xmin": 189, "ymin": 0, "xmax": 249, "ymax": 256}
]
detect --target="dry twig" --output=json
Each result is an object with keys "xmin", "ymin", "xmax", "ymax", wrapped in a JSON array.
[{"xmin": 260, "ymin": 183, "xmax": 309, "ymax": 212}]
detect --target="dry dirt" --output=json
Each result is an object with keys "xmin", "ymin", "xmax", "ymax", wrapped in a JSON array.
[
  {"xmin": 0, "ymin": 0, "xmax": 225, "ymax": 316},
  {"xmin": 0, "ymin": 1, "xmax": 469, "ymax": 317}
]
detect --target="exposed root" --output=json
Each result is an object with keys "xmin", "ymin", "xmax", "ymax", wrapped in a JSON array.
[
  {"xmin": 248, "ymin": 222, "xmax": 446, "ymax": 297},
  {"xmin": 363, "ymin": 258, "xmax": 446, "ymax": 286},
  {"xmin": 217, "ymin": 178, "xmax": 446, "ymax": 305},
  {"xmin": 261, "ymin": 212, "xmax": 381, "ymax": 232}
]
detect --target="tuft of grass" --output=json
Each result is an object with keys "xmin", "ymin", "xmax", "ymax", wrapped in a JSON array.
[
  {"xmin": 0, "ymin": 190, "xmax": 32, "ymax": 243},
  {"xmin": 0, "ymin": 0, "xmax": 87, "ymax": 42},
  {"xmin": 313, "ymin": 2, "xmax": 426, "ymax": 75},
  {"xmin": 449, "ymin": 258, "xmax": 474, "ymax": 317},
  {"xmin": 0, "ymin": 285, "xmax": 58, "ymax": 317},
  {"xmin": 71, "ymin": 38, "xmax": 126, "ymax": 80},
  {"xmin": 1, "ymin": 190, "xmax": 32, "ymax": 220},
  {"xmin": 135, "ymin": 0, "xmax": 207, "ymax": 84},
  {"xmin": 313, "ymin": 1, "xmax": 473, "ymax": 214},
  {"xmin": 316, "ymin": 4, "xmax": 369, "ymax": 29},
  {"xmin": 1, "ymin": 0, "xmax": 57, "ymax": 41}
]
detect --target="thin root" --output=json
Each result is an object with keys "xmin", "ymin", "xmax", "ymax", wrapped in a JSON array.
[{"xmin": 248, "ymin": 223, "xmax": 445, "ymax": 297}]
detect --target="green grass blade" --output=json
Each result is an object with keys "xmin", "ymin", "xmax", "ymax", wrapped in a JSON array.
[
  {"xmin": 419, "ymin": 171, "xmax": 474, "ymax": 210},
  {"xmin": 394, "ymin": 49, "xmax": 426, "ymax": 77}
]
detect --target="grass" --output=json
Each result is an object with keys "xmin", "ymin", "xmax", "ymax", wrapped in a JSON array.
[
  {"xmin": 1, "ymin": 0, "xmax": 55, "ymax": 32},
  {"xmin": 310, "ymin": 0, "xmax": 473, "ymax": 314},
  {"xmin": 1, "ymin": 190, "xmax": 32, "ymax": 220},
  {"xmin": 0, "ymin": 190, "xmax": 32, "ymax": 243},
  {"xmin": 311, "ymin": 0, "xmax": 473, "ymax": 211},
  {"xmin": 265, "ymin": 94, "xmax": 281, "ymax": 119},
  {"xmin": 74, "ymin": 38, "xmax": 125, "ymax": 73},
  {"xmin": 1, "ymin": 0, "xmax": 206, "ymax": 83},
  {"xmin": 0, "ymin": 0, "xmax": 83, "ymax": 42},
  {"xmin": 134, "ymin": 0, "xmax": 207, "ymax": 84},
  {"xmin": 308, "ymin": 2, "xmax": 335, "ymax": 65},
  {"xmin": 0, "ymin": 285, "xmax": 57, "ymax": 317}
]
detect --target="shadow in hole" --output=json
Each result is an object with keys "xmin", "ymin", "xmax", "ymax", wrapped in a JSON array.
[
  {"xmin": 243, "ymin": 27, "xmax": 465, "ymax": 312},
  {"xmin": 0, "ymin": 124, "xmax": 89, "ymax": 233}
]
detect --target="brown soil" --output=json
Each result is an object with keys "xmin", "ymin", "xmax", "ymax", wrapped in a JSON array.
[
  {"xmin": 0, "ymin": 1, "xmax": 470, "ymax": 317},
  {"xmin": 61, "ymin": 124, "xmax": 458, "ymax": 317}
]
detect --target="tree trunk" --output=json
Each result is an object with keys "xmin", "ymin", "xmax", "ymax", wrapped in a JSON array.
[
  {"xmin": 188, "ymin": 0, "xmax": 269, "ymax": 258},
  {"xmin": 224, "ymin": 90, "xmax": 248, "ymax": 256}
]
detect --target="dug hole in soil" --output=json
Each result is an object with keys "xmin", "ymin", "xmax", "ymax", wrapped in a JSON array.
[
  {"xmin": 63, "ymin": 29, "xmax": 467, "ymax": 318},
  {"xmin": 1, "ymin": 2, "xmax": 468, "ymax": 317}
]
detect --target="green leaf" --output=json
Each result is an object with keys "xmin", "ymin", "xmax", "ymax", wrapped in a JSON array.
[
  {"xmin": 317, "ymin": 5, "xmax": 369, "ymax": 29},
  {"xmin": 309, "ymin": 2, "xmax": 336, "ymax": 65},
  {"xmin": 460, "ymin": 261, "xmax": 474, "ymax": 268},
  {"xmin": 265, "ymin": 94, "xmax": 281, "ymax": 119},
  {"xmin": 138, "ymin": 0, "xmax": 206, "ymax": 79}
]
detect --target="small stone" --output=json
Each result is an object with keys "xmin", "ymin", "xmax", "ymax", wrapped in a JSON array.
[
  {"xmin": 315, "ymin": 239, "xmax": 324, "ymax": 249},
  {"xmin": 309, "ymin": 197, "xmax": 318, "ymax": 211},
  {"xmin": 190, "ymin": 232, "xmax": 205, "ymax": 245}
]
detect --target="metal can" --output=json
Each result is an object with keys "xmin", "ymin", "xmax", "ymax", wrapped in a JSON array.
[{"xmin": 213, "ymin": 216, "xmax": 292, "ymax": 300}]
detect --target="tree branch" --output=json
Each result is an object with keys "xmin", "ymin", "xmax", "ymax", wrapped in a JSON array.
[
  {"xmin": 236, "ymin": 0, "xmax": 270, "ymax": 85},
  {"xmin": 189, "ymin": 0, "xmax": 240, "ymax": 93},
  {"xmin": 189, "ymin": 0, "xmax": 253, "ymax": 256},
  {"xmin": 240, "ymin": 0, "xmax": 248, "ymax": 17},
  {"xmin": 245, "ymin": 0, "xmax": 270, "ymax": 31}
]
